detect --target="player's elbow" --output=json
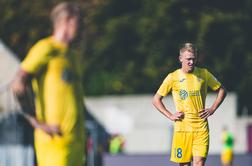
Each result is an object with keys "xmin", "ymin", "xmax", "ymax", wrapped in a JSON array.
[
  {"xmin": 221, "ymin": 86, "xmax": 227, "ymax": 97},
  {"xmin": 152, "ymin": 95, "xmax": 157, "ymax": 107},
  {"xmin": 152, "ymin": 94, "xmax": 162, "ymax": 107},
  {"xmin": 152, "ymin": 97, "xmax": 157, "ymax": 107}
]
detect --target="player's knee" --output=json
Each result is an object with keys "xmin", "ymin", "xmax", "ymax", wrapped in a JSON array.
[{"xmin": 193, "ymin": 157, "xmax": 205, "ymax": 166}]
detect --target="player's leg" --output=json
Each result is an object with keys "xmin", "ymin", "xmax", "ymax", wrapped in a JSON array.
[
  {"xmin": 170, "ymin": 132, "xmax": 193, "ymax": 164},
  {"xmin": 221, "ymin": 149, "xmax": 233, "ymax": 166},
  {"xmin": 192, "ymin": 156, "xmax": 206, "ymax": 166},
  {"xmin": 192, "ymin": 131, "xmax": 209, "ymax": 166}
]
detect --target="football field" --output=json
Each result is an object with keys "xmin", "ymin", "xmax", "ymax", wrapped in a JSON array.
[{"xmin": 103, "ymin": 153, "xmax": 252, "ymax": 166}]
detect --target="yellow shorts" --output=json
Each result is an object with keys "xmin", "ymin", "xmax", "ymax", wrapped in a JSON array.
[
  {"xmin": 170, "ymin": 131, "xmax": 209, "ymax": 163},
  {"xmin": 221, "ymin": 149, "xmax": 233, "ymax": 165},
  {"xmin": 35, "ymin": 135, "xmax": 85, "ymax": 166}
]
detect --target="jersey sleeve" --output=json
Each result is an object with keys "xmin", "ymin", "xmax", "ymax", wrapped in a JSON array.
[
  {"xmin": 205, "ymin": 69, "xmax": 221, "ymax": 91},
  {"xmin": 21, "ymin": 40, "xmax": 52, "ymax": 74},
  {"xmin": 157, "ymin": 73, "xmax": 173, "ymax": 96}
]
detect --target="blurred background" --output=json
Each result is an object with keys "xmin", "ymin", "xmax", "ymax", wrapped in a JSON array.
[{"xmin": 0, "ymin": 0, "xmax": 252, "ymax": 166}]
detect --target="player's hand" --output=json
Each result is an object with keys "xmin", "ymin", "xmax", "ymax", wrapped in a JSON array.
[
  {"xmin": 199, "ymin": 108, "xmax": 214, "ymax": 120},
  {"xmin": 170, "ymin": 112, "xmax": 184, "ymax": 121},
  {"xmin": 24, "ymin": 114, "xmax": 40, "ymax": 128},
  {"xmin": 21, "ymin": 113, "xmax": 62, "ymax": 137},
  {"xmin": 37, "ymin": 124, "xmax": 62, "ymax": 137}
]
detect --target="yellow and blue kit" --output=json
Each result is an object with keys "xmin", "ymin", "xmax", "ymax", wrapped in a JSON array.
[
  {"xmin": 157, "ymin": 67, "xmax": 221, "ymax": 163},
  {"xmin": 221, "ymin": 131, "xmax": 234, "ymax": 165},
  {"xmin": 21, "ymin": 37, "xmax": 85, "ymax": 166}
]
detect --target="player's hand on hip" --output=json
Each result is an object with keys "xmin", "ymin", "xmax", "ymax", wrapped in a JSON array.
[
  {"xmin": 199, "ymin": 108, "xmax": 214, "ymax": 120},
  {"xmin": 38, "ymin": 124, "xmax": 62, "ymax": 137},
  {"xmin": 170, "ymin": 112, "xmax": 184, "ymax": 121}
]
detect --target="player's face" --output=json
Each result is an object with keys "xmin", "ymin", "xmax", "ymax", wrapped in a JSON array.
[
  {"xmin": 66, "ymin": 16, "xmax": 79, "ymax": 42},
  {"xmin": 179, "ymin": 50, "xmax": 197, "ymax": 73}
]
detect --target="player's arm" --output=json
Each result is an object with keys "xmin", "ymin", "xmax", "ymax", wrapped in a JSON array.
[
  {"xmin": 11, "ymin": 68, "xmax": 39, "ymax": 125},
  {"xmin": 209, "ymin": 85, "xmax": 227, "ymax": 112},
  {"xmin": 152, "ymin": 93, "xmax": 184, "ymax": 121},
  {"xmin": 11, "ymin": 68, "xmax": 62, "ymax": 136},
  {"xmin": 199, "ymin": 85, "xmax": 227, "ymax": 120},
  {"xmin": 11, "ymin": 69, "xmax": 31, "ymax": 96},
  {"xmin": 11, "ymin": 68, "xmax": 39, "ymax": 127}
]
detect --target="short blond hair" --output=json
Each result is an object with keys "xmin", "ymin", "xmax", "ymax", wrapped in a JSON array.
[
  {"xmin": 179, "ymin": 43, "xmax": 197, "ymax": 56},
  {"xmin": 50, "ymin": 2, "xmax": 80, "ymax": 26}
]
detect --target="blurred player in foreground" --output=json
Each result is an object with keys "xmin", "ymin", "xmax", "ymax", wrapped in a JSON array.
[
  {"xmin": 11, "ymin": 2, "xmax": 85, "ymax": 166},
  {"xmin": 153, "ymin": 43, "xmax": 227, "ymax": 166},
  {"xmin": 221, "ymin": 126, "xmax": 234, "ymax": 166}
]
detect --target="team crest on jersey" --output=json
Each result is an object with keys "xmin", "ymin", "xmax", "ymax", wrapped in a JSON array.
[{"xmin": 179, "ymin": 89, "xmax": 188, "ymax": 100}]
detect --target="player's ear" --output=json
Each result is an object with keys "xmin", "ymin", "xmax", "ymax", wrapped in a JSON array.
[{"xmin": 179, "ymin": 55, "xmax": 183, "ymax": 63}]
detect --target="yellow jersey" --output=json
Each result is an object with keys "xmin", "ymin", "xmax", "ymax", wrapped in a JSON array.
[
  {"xmin": 21, "ymin": 36, "xmax": 85, "ymax": 144},
  {"xmin": 157, "ymin": 67, "xmax": 221, "ymax": 131}
]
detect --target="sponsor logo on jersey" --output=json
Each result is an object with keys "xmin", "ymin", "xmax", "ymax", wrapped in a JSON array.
[
  {"xmin": 189, "ymin": 90, "xmax": 200, "ymax": 96},
  {"xmin": 179, "ymin": 89, "xmax": 200, "ymax": 100},
  {"xmin": 179, "ymin": 90, "xmax": 188, "ymax": 100}
]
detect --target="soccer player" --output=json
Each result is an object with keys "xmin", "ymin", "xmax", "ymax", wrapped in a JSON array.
[
  {"xmin": 221, "ymin": 126, "xmax": 234, "ymax": 166},
  {"xmin": 152, "ymin": 43, "xmax": 227, "ymax": 166},
  {"xmin": 109, "ymin": 134, "xmax": 125, "ymax": 155},
  {"xmin": 11, "ymin": 2, "xmax": 85, "ymax": 166}
]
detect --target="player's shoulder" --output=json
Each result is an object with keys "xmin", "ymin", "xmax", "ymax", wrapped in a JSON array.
[
  {"xmin": 164, "ymin": 69, "xmax": 178, "ymax": 77},
  {"xmin": 196, "ymin": 66, "xmax": 208, "ymax": 72},
  {"xmin": 195, "ymin": 67, "xmax": 210, "ymax": 76},
  {"xmin": 169, "ymin": 68, "xmax": 181, "ymax": 75},
  {"xmin": 31, "ymin": 36, "xmax": 53, "ymax": 51},
  {"xmin": 162, "ymin": 69, "xmax": 180, "ymax": 82},
  {"xmin": 35, "ymin": 36, "xmax": 52, "ymax": 44},
  {"xmin": 169, "ymin": 69, "xmax": 181, "ymax": 77}
]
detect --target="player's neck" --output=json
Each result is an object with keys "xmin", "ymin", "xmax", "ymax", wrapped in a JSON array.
[{"xmin": 52, "ymin": 30, "xmax": 69, "ymax": 45}]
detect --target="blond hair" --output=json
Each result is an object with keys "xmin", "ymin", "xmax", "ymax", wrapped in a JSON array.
[
  {"xmin": 50, "ymin": 2, "xmax": 80, "ymax": 26},
  {"xmin": 179, "ymin": 43, "xmax": 197, "ymax": 56}
]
